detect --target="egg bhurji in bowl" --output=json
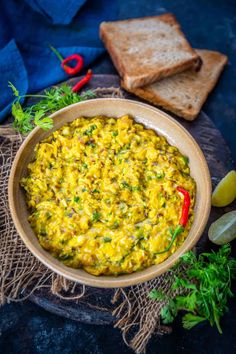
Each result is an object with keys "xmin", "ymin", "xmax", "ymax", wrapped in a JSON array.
[
  {"xmin": 9, "ymin": 99, "xmax": 211, "ymax": 287},
  {"xmin": 20, "ymin": 114, "xmax": 196, "ymax": 276}
]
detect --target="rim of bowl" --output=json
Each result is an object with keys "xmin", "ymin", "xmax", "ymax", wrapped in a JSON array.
[{"xmin": 8, "ymin": 98, "xmax": 212, "ymax": 288}]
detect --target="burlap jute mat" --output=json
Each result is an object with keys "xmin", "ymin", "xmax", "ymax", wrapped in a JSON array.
[{"xmin": 0, "ymin": 87, "xmax": 184, "ymax": 354}]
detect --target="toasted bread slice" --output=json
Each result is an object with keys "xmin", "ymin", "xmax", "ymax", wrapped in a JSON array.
[
  {"xmin": 122, "ymin": 49, "xmax": 227, "ymax": 120},
  {"xmin": 100, "ymin": 14, "xmax": 200, "ymax": 89}
]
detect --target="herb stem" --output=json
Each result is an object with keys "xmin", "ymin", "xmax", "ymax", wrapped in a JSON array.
[
  {"xmin": 49, "ymin": 45, "xmax": 64, "ymax": 62},
  {"xmin": 23, "ymin": 94, "xmax": 48, "ymax": 99}
]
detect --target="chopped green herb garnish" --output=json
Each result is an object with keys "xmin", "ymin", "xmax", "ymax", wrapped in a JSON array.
[
  {"xmin": 33, "ymin": 211, "xmax": 40, "ymax": 219},
  {"xmin": 121, "ymin": 181, "xmax": 131, "ymax": 189},
  {"xmin": 182, "ymin": 156, "xmax": 189, "ymax": 166},
  {"xmin": 103, "ymin": 237, "xmax": 112, "ymax": 243},
  {"xmin": 112, "ymin": 131, "xmax": 118, "ymax": 137},
  {"xmin": 121, "ymin": 181, "xmax": 140, "ymax": 192},
  {"xmin": 156, "ymin": 171, "xmax": 165, "ymax": 179},
  {"xmin": 45, "ymin": 212, "xmax": 52, "ymax": 219},
  {"xmin": 92, "ymin": 189, "xmax": 100, "ymax": 194},
  {"xmin": 59, "ymin": 254, "xmax": 73, "ymax": 261},
  {"xmin": 92, "ymin": 211, "xmax": 101, "ymax": 222},
  {"xmin": 132, "ymin": 186, "xmax": 141, "ymax": 191},
  {"xmin": 82, "ymin": 163, "xmax": 88, "ymax": 169},
  {"xmin": 118, "ymin": 143, "xmax": 131, "ymax": 154},
  {"xmin": 86, "ymin": 141, "xmax": 96, "ymax": 148},
  {"xmin": 83, "ymin": 124, "xmax": 97, "ymax": 136},
  {"xmin": 74, "ymin": 196, "xmax": 80, "ymax": 203},
  {"xmin": 111, "ymin": 221, "xmax": 119, "ymax": 229},
  {"xmin": 143, "ymin": 158, "xmax": 147, "ymax": 164}
]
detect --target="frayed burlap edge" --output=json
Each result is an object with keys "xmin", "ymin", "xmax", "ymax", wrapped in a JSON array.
[
  {"xmin": 0, "ymin": 87, "xmax": 183, "ymax": 354},
  {"xmin": 111, "ymin": 264, "xmax": 188, "ymax": 354}
]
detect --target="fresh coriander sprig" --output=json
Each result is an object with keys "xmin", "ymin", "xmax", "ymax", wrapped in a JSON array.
[
  {"xmin": 8, "ymin": 82, "xmax": 96, "ymax": 134},
  {"xmin": 149, "ymin": 244, "xmax": 236, "ymax": 333}
]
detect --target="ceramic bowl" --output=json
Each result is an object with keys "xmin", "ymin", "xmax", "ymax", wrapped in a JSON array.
[{"xmin": 8, "ymin": 98, "xmax": 211, "ymax": 288}]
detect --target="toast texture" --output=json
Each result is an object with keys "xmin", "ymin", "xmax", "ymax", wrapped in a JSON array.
[
  {"xmin": 100, "ymin": 14, "xmax": 200, "ymax": 89},
  {"xmin": 122, "ymin": 49, "xmax": 227, "ymax": 120}
]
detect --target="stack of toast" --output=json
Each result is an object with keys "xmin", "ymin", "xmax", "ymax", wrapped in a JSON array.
[{"xmin": 100, "ymin": 14, "xmax": 227, "ymax": 120}]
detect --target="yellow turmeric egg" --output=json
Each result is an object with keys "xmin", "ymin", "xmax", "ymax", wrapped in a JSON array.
[{"xmin": 21, "ymin": 115, "xmax": 196, "ymax": 276}]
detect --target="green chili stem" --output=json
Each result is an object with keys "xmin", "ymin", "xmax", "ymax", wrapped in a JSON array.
[
  {"xmin": 49, "ymin": 45, "xmax": 64, "ymax": 62},
  {"xmin": 155, "ymin": 225, "xmax": 184, "ymax": 255}
]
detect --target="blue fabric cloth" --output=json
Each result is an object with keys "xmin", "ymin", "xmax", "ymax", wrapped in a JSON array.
[
  {"xmin": 0, "ymin": 0, "xmax": 117, "ymax": 122},
  {"xmin": 24, "ymin": 0, "xmax": 87, "ymax": 25}
]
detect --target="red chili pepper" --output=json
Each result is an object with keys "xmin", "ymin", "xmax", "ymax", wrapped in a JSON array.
[
  {"xmin": 155, "ymin": 186, "xmax": 190, "ymax": 255},
  {"xmin": 176, "ymin": 186, "xmax": 191, "ymax": 227},
  {"xmin": 72, "ymin": 69, "xmax": 93, "ymax": 93},
  {"xmin": 50, "ymin": 46, "xmax": 84, "ymax": 76},
  {"xmin": 61, "ymin": 54, "xmax": 84, "ymax": 76}
]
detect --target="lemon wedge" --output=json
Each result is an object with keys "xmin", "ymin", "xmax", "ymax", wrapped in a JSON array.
[
  {"xmin": 212, "ymin": 170, "xmax": 236, "ymax": 207},
  {"xmin": 208, "ymin": 210, "xmax": 236, "ymax": 245}
]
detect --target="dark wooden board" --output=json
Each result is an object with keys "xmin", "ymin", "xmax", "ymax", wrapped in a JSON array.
[{"xmin": 28, "ymin": 74, "xmax": 236, "ymax": 325}]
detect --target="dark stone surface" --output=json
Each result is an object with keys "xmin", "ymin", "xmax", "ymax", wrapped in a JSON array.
[
  {"xmin": 1, "ymin": 286, "xmax": 236, "ymax": 354},
  {"xmin": 1, "ymin": 1, "xmax": 236, "ymax": 353}
]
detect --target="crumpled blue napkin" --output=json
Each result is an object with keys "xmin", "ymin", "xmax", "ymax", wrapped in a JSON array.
[
  {"xmin": 24, "ymin": 0, "xmax": 87, "ymax": 25},
  {"xmin": 0, "ymin": 0, "xmax": 117, "ymax": 122}
]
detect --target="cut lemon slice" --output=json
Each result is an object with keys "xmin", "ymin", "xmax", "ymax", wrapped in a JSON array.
[
  {"xmin": 208, "ymin": 210, "xmax": 236, "ymax": 245},
  {"xmin": 212, "ymin": 170, "xmax": 236, "ymax": 207}
]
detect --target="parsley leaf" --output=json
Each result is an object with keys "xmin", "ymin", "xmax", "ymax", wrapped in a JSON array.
[
  {"xmin": 34, "ymin": 110, "xmax": 53, "ymax": 130},
  {"xmin": 161, "ymin": 300, "xmax": 178, "ymax": 324},
  {"xmin": 12, "ymin": 101, "xmax": 33, "ymax": 134},
  {"xmin": 8, "ymin": 82, "xmax": 19, "ymax": 97},
  {"xmin": 150, "ymin": 244, "xmax": 236, "ymax": 333},
  {"xmin": 9, "ymin": 82, "xmax": 96, "ymax": 134},
  {"xmin": 182, "ymin": 314, "xmax": 206, "ymax": 330},
  {"xmin": 149, "ymin": 289, "xmax": 165, "ymax": 301}
]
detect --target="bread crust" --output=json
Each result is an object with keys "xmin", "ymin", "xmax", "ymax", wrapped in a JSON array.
[
  {"xmin": 100, "ymin": 14, "xmax": 199, "ymax": 89},
  {"xmin": 122, "ymin": 56, "xmax": 199, "ymax": 89},
  {"xmin": 121, "ymin": 50, "xmax": 228, "ymax": 120}
]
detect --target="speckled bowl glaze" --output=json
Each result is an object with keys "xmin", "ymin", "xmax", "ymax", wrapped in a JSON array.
[{"xmin": 8, "ymin": 98, "xmax": 211, "ymax": 288}]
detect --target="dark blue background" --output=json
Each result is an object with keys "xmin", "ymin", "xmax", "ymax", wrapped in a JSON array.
[{"xmin": 1, "ymin": 1, "xmax": 236, "ymax": 353}]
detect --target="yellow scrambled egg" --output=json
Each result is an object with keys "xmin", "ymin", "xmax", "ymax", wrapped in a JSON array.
[{"xmin": 21, "ymin": 115, "xmax": 196, "ymax": 276}]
